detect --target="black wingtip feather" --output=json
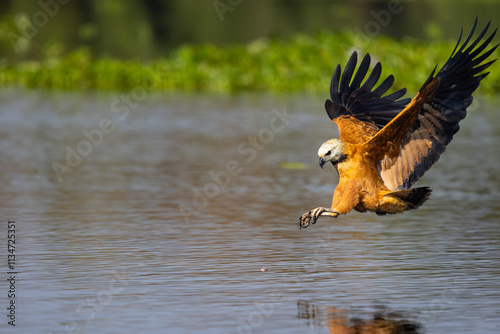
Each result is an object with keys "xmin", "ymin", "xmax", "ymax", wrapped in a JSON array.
[
  {"xmin": 469, "ymin": 28, "xmax": 497, "ymax": 59},
  {"xmin": 457, "ymin": 17, "xmax": 478, "ymax": 54},
  {"xmin": 325, "ymin": 99, "xmax": 335, "ymax": 121},
  {"xmin": 383, "ymin": 88, "xmax": 408, "ymax": 101},
  {"xmin": 360, "ymin": 60, "xmax": 381, "ymax": 92},
  {"xmin": 347, "ymin": 53, "xmax": 371, "ymax": 95},
  {"xmin": 419, "ymin": 64, "xmax": 438, "ymax": 92},
  {"xmin": 330, "ymin": 64, "xmax": 341, "ymax": 98},
  {"xmin": 449, "ymin": 26, "xmax": 464, "ymax": 60},
  {"xmin": 372, "ymin": 75, "xmax": 395, "ymax": 97},
  {"xmin": 464, "ymin": 20, "xmax": 491, "ymax": 55},
  {"xmin": 325, "ymin": 51, "xmax": 409, "ymax": 129},
  {"xmin": 339, "ymin": 52, "xmax": 358, "ymax": 93}
]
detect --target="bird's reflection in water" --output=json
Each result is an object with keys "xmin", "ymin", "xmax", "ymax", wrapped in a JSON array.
[{"xmin": 297, "ymin": 300, "xmax": 423, "ymax": 334}]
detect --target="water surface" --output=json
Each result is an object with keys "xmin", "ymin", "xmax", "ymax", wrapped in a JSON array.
[{"xmin": 0, "ymin": 90, "xmax": 499, "ymax": 333}]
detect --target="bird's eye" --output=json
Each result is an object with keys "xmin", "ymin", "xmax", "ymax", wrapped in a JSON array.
[{"xmin": 326, "ymin": 150, "xmax": 331, "ymax": 156}]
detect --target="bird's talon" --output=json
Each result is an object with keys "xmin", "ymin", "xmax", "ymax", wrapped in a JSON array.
[
  {"xmin": 299, "ymin": 215, "xmax": 307, "ymax": 229},
  {"xmin": 299, "ymin": 207, "xmax": 327, "ymax": 229}
]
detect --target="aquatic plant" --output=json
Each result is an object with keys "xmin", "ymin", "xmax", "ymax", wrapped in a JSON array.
[{"xmin": 0, "ymin": 30, "xmax": 498, "ymax": 95}]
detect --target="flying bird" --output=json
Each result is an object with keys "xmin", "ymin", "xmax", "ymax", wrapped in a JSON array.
[{"xmin": 300, "ymin": 19, "xmax": 498, "ymax": 229}]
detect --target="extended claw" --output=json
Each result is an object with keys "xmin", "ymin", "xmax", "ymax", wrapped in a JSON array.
[
  {"xmin": 311, "ymin": 207, "xmax": 325, "ymax": 224},
  {"xmin": 299, "ymin": 216, "xmax": 306, "ymax": 230},
  {"xmin": 299, "ymin": 211, "xmax": 312, "ymax": 229},
  {"xmin": 299, "ymin": 207, "xmax": 340, "ymax": 229}
]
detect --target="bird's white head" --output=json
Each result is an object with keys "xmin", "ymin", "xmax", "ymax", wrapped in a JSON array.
[{"xmin": 318, "ymin": 138, "xmax": 347, "ymax": 169}]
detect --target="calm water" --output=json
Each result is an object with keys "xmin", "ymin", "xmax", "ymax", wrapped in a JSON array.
[{"xmin": 0, "ymin": 90, "xmax": 499, "ymax": 333}]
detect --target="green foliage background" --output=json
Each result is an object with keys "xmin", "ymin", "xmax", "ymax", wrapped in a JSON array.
[
  {"xmin": 0, "ymin": 30, "xmax": 498, "ymax": 95},
  {"xmin": 0, "ymin": 1, "xmax": 498, "ymax": 95}
]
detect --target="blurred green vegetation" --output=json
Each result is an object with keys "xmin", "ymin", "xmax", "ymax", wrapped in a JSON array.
[
  {"xmin": 0, "ymin": 30, "xmax": 498, "ymax": 95},
  {"xmin": 0, "ymin": 0, "xmax": 498, "ymax": 94}
]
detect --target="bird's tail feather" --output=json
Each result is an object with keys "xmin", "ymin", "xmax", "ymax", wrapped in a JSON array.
[{"xmin": 385, "ymin": 187, "xmax": 432, "ymax": 210}]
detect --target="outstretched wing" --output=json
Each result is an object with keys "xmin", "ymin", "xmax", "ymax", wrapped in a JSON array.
[
  {"xmin": 367, "ymin": 19, "xmax": 498, "ymax": 191},
  {"xmin": 325, "ymin": 52, "xmax": 410, "ymax": 144}
]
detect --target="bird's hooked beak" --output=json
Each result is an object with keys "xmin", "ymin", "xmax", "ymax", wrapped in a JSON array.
[{"xmin": 319, "ymin": 157, "xmax": 327, "ymax": 169}]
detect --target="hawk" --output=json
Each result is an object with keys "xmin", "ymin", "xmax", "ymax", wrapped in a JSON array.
[{"xmin": 300, "ymin": 19, "xmax": 498, "ymax": 229}]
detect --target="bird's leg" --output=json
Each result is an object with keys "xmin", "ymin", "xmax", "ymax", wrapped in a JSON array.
[{"xmin": 299, "ymin": 207, "xmax": 339, "ymax": 229}]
